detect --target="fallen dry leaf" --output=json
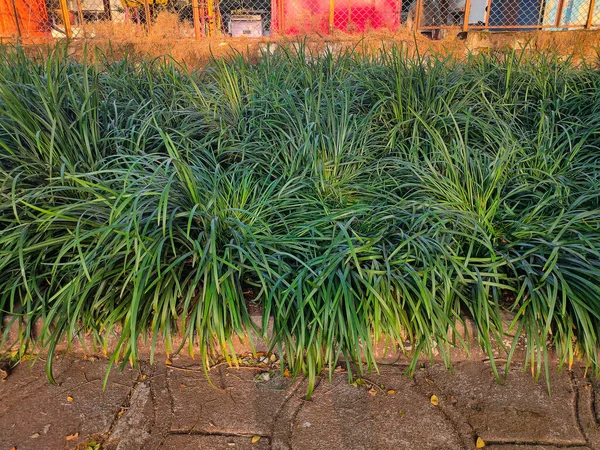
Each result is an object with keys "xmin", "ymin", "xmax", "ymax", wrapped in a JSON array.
[
  {"xmin": 30, "ymin": 433, "xmax": 40, "ymax": 439},
  {"xmin": 476, "ymin": 437, "xmax": 485, "ymax": 448},
  {"xmin": 430, "ymin": 395, "xmax": 439, "ymax": 406},
  {"xmin": 368, "ymin": 387, "xmax": 377, "ymax": 396},
  {"xmin": 387, "ymin": 389, "xmax": 396, "ymax": 395},
  {"xmin": 283, "ymin": 368, "xmax": 291, "ymax": 377},
  {"xmin": 398, "ymin": 410, "xmax": 405, "ymax": 417},
  {"xmin": 65, "ymin": 432, "xmax": 79, "ymax": 441},
  {"xmin": 66, "ymin": 396, "xmax": 73, "ymax": 403},
  {"xmin": 165, "ymin": 358, "xmax": 173, "ymax": 365},
  {"xmin": 251, "ymin": 435, "xmax": 261, "ymax": 443}
]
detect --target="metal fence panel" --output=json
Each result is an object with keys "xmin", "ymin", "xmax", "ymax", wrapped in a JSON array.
[
  {"xmin": 1, "ymin": 0, "xmax": 600, "ymax": 40},
  {"xmin": 1, "ymin": 0, "xmax": 54, "ymax": 39}
]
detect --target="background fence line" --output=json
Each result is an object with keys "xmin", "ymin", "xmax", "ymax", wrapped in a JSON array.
[{"xmin": 1, "ymin": 0, "xmax": 600, "ymax": 42}]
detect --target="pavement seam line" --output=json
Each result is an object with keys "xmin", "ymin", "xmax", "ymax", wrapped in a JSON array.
[
  {"xmin": 104, "ymin": 368, "xmax": 148, "ymax": 443},
  {"xmin": 413, "ymin": 365, "xmax": 470, "ymax": 450},
  {"xmin": 572, "ymin": 371, "xmax": 595, "ymax": 449}
]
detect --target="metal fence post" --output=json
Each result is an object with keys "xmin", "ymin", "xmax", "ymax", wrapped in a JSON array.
[
  {"xmin": 59, "ymin": 0, "xmax": 73, "ymax": 38},
  {"xmin": 75, "ymin": 0, "xmax": 84, "ymax": 28},
  {"xmin": 278, "ymin": 0, "xmax": 285, "ymax": 34},
  {"xmin": 9, "ymin": 0, "xmax": 22, "ymax": 39},
  {"xmin": 329, "ymin": 0, "xmax": 335, "ymax": 33},
  {"xmin": 206, "ymin": 0, "xmax": 215, "ymax": 36},
  {"xmin": 463, "ymin": 0, "xmax": 471, "ymax": 31},
  {"xmin": 484, "ymin": 0, "xmax": 493, "ymax": 26},
  {"xmin": 555, "ymin": 0, "xmax": 565, "ymax": 27},
  {"xmin": 587, "ymin": 0, "xmax": 596, "ymax": 28},
  {"xmin": 143, "ymin": 0, "xmax": 152, "ymax": 29},
  {"xmin": 414, "ymin": 0, "xmax": 422, "ymax": 31},
  {"xmin": 192, "ymin": 0, "xmax": 201, "ymax": 39}
]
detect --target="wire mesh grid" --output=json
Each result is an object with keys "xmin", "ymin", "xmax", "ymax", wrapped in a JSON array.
[
  {"xmin": 1, "ymin": 0, "xmax": 54, "ymax": 39},
  {"xmin": 67, "ymin": 0, "xmax": 199, "ymax": 38},
  {"xmin": 273, "ymin": 0, "xmax": 402, "ymax": 34},
  {"xmin": 417, "ymin": 0, "xmax": 466, "ymax": 29},
  {"xmin": 1, "ymin": 0, "xmax": 600, "ymax": 39},
  {"xmin": 417, "ymin": 0, "xmax": 600, "ymax": 29},
  {"xmin": 592, "ymin": 0, "xmax": 600, "ymax": 27}
]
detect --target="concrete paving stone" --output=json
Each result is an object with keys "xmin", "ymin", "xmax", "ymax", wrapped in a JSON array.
[
  {"xmin": 289, "ymin": 373, "xmax": 463, "ymax": 450},
  {"xmin": 0, "ymin": 356, "xmax": 138, "ymax": 450},
  {"xmin": 415, "ymin": 361, "xmax": 585, "ymax": 446},
  {"xmin": 168, "ymin": 363, "xmax": 296, "ymax": 435},
  {"xmin": 162, "ymin": 434, "xmax": 271, "ymax": 450}
]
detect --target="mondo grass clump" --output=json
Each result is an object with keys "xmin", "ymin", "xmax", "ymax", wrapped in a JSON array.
[{"xmin": 1, "ymin": 42, "xmax": 600, "ymax": 395}]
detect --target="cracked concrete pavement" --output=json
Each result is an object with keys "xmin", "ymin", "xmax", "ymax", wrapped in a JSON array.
[{"xmin": 1, "ymin": 354, "xmax": 600, "ymax": 450}]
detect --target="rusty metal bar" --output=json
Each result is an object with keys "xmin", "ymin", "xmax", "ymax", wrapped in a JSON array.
[
  {"xmin": 59, "ymin": 0, "xmax": 73, "ymax": 38},
  {"xmin": 463, "ymin": 0, "xmax": 472, "ymax": 31},
  {"xmin": 191, "ymin": 0, "xmax": 201, "ymax": 39},
  {"xmin": 442, "ymin": 22, "xmax": 582, "ymax": 28},
  {"xmin": 587, "ymin": 0, "xmax": 596, "ymax": 28},
  {"xmin": 484, "ymin": 0, "xmax": 493, "ymax": 26},
  {"xmin": 414, "ymin": 0, "xmax": 422, "ymax": 31},
  {"xmin": 279, "ymin": 0, "xmax": 285, "ymax": 34},
  {"xmin": 329, "ymin": 0, "xmax": 335, "ymax": 32},
  {"xmin": 143, "ymin": 0, "xmax": 152, "ymax": 28},
  {"xmin": 75, "ymin": 0, "xmax": 84, "ymax": 27},
  {"xmin": 200, "ymin": 0, "xmax": 206, "ymax": 35},
  {"xmin": 9, "ymin": 0, "xmax": 21, "ymax": 38},
  {"xmin": 555, "ymin": 0, "xmax": 566, "ymax": 27}
]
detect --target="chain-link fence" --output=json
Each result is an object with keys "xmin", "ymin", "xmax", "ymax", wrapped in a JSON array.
[
  {"xmin": 415, "ymin": 0, "xmax": 600, "ymax": 31},
  {"xmin": 1, "ymin": 0, "xmax": 54, "ymax": 40},
  {"xmin": 2, "ymin": 0, "xmax": 600, "ymax": 40}
]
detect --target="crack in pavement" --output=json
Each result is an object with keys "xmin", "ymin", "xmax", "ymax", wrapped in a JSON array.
[
  {"xmin": 103, "ymin": 362, "xmax": 152, "ymax": 447},
  {"xmin": 270, "ymin": 377, "xmax": 321, "ymax": 450},
  {"xmin": 169, "ymin": 430, "xmax": 271, "ymax": 438},
  {"xmin": 572, "ymin": 370, "xmax": 600, "ymax": 450},
  {"xmin": 412, "ymin": 365, "xmax": 471, "ymax": 450}
]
